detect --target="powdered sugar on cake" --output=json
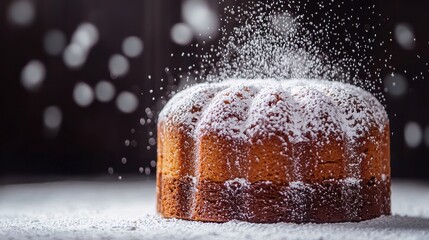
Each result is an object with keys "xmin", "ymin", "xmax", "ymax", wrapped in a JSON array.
[{"xmin": 159, "ymin": 79, "xmax": 388, "ymax": 144}]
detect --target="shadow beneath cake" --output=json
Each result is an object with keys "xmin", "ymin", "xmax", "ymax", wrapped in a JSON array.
[{"xmin": 340, "ymin": 215, "xmax": 429, "ymax": 231}]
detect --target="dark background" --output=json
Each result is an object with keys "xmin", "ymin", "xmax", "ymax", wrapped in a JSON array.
[{"xmin": 0, "ymin": 0, "xmax": 428, "ymax": 181}]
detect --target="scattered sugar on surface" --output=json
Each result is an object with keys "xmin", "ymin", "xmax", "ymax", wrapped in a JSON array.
[{"xmin": 0, "ymin": 180, "xmax": 428, "ymax": 240}]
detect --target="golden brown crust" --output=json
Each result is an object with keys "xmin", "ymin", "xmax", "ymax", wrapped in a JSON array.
[
  {"xmin": 157, "ymin": 120, "xmax": 391, "ymax": 223},
  {"xmin": 158, "ymin": 175, "xmax": 390, "ymax": 223}
]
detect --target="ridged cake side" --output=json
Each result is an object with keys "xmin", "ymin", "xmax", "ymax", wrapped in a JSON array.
[{"xmin": 157, "ymin": 79, "xmax": 390, "ymax": 223}]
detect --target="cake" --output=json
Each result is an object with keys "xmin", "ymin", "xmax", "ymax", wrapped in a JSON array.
[{"xmin": 156, "ymin": 79, "xmax": 390, "ymax": 223}]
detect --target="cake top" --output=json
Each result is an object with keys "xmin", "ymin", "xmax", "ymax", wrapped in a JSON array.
[{"xmin": 159, "ymin": 79, "xmax": 388, "ymax": 143}]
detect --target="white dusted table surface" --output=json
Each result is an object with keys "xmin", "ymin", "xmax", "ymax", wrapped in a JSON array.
[{"xmin": 0, "ymin": 178, "xmax": 428, "ymax": 240}]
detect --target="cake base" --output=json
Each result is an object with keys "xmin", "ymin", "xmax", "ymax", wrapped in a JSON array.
[{"xmin": 157, "ymin": 175, "xmax": 391, "ymax": 223}]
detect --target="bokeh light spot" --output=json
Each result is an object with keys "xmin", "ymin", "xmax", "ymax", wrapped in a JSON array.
[
  {"xmin": 95, "ymin": 80, "xmax": 116, "ymax": 102},
  {"xmin": 109, "ymin": 54, "xmax": 130, "ymax": 78},
  {"xmin": 73, "ymin": 82, "xmax": 94, "ymax": 107},
  {"xmin": 7, "ymin": 0, "xmax": 35, "ymax": 27},
  {"xmin": 72, "ymin": 22, "xmax": 99, "ymax": 49},
  {"xmin": 21, "ymin": 60, "xmax": 46, "ymax": 91},
  {"xmin": 63, "ymin": 22, "xmax": 99, "ymax": 69},
  {"xmin": 122, "ymin": 36, "xmax": 143, "ymax": 58},
  {"xmin": 394, "ymin": 23, "xmax": 415, "ymax": 50},
  {"xmin": 148, "ymin": 137, "xmax": 156, "ymax": 146},
  {"xmin": 404, "ymin": 122, "xmax": 422, "ymax": 148},
  {"xmin": 384, "ymin": 73, "xmax": 408, "ymax": 97},
  {"xmin": 116, "ymin": 91, "xmax": 139, "ymax": 113},
  {"xmin": 43, "ymin": 106, "xmax": 62, "ymax": 130},
  {"xmin": 182, "ymin": 0, "xmax": 219, "ymax": 40},
  {"xmin": 63, "ymin": 43, "xmax": 87, "ymax": 69},
  {"xmin": 171, "ymin": 23, "xmax": 194, "ymax": 45}
]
